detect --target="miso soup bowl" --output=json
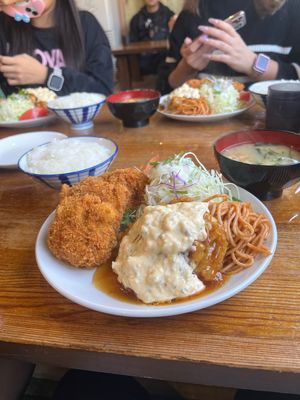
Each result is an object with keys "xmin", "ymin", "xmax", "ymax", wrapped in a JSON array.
[
  {"xmin": 214, "ymin": 129, "xmax": 300, "ymax": 200},
  {"xmin": 107, "ymin": 89, "xmax": 160, "ymax": 128}
]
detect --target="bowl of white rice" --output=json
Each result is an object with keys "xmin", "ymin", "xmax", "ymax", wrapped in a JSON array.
[
  {"xmin": 248, "ymin": 80, "xmax": 300, "ymax": 108},
  {"xmin": 18, "ymin": 136, "xmax": 118, "ymax": 189},
  {"xmin": 47, "ymin": 92, "xmax": 106, "ymax": 130}
]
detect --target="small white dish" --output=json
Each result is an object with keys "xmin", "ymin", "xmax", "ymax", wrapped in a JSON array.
[
  {"xmin": 0, "ymin": 131, "xmax": 67, "ymax": 169},
  {"xmin": 158, "ymin": 95, "xmax": 255, "ymax": 122},
  {"xmin": 35, "ymin": 187, "xmax": 277, "ymax": 318}
]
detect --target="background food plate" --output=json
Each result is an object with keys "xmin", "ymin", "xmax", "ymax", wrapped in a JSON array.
[
  {"xmin": 36, "ymin": 187, "xmax": 277, "ymax": 318},
  {"xmin": 0, "ymin": 113, "xmax": 56, "ymax": 129},
  {"xmin": 0, "ymin": 131, "xmax": 67, "ymax": 169},
  {"xmin": 158, "ymin": 94, "xmax": 255, "ymax": 122}
]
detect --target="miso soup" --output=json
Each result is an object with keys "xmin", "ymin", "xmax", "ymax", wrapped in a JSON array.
[
  {"xmin": 121, "ymin": 98, "xmax": 150, "ymax": 103},
  {"xmin": 222, "ymin": 143, "xmax": 300, "ymax": 166}
]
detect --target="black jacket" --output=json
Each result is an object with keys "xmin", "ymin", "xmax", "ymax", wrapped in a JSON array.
[
  {"xmin": 130, "ymin": 2, "xmax": 174, "ymax": 42},
  {"xmin": 0, "ymin": 11, "xmax": 113, "ymax": 96},
  {"xmin": 158, "ymin": 0, "xmax": 300, "ymax": 93}
]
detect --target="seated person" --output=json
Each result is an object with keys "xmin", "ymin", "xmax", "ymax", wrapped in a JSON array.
[
  {"xmin": 0, "ymin": 0, "xmax": 113, "ymax": 96},
  {"xmin": 129, "ymin": 0, "xmax": 176, "ymax": 75},
  {"xmin": 157, "ymin": 0, "xmax": 300, "ymax": 94}
]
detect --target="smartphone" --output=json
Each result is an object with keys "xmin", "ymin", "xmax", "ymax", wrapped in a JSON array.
[
  {"xmin": 3, "ymin": 1, "xmax": 45, "ymax": 23},
  {"xmin": 224, "ymin": 10, "xmax": 246, "ymax": 31}
]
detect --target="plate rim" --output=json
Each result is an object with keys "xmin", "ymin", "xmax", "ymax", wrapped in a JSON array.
[
  {"xmin": 35, "ymin": 187, "xmax": 277, "ymax": 318},
  {"xmin": 0, "ymin": 131, "xmax": 67, "ymax": 169},
  {"xmin": 0, "ymin": 113, "xmax": 56, "ymax": 128},
  {"xmin": 248, "ymin": 79, "xmax": 300, "ymax": 95},
  {"xmin": 157, "ymin": 94, "xmax": 255, "ymax": 122}
]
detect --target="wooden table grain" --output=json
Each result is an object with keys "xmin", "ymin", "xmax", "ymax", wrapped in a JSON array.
[{"xmin": 0, "ymin": 106, "xmax": 300, "ymax": 394}]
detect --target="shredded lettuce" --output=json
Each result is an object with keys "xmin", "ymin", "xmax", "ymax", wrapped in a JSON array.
[
  {"xmin": 0, "ymin": 93, "xmax": 33, "ymax": 122},
  {"xmin": 199, "ymin": 78, "xmax": 240, "ymax": 114},
  {"xmin": 144, "ymin": 152, "xmax": 238, "ymax": 206}
]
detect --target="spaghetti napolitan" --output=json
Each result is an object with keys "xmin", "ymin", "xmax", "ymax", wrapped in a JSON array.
[
  {"xmin": 208, "ymin": 198, "xmax": 271, "ymax": 274},
  {"xmin": 169, "ymin": 96, "xmax": 210, "ymax": 115},
  {"xmin": 163, "ymin": 78, "xmax": 249, "ymax": 116}
]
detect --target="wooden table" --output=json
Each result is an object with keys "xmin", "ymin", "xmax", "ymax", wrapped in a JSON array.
[
  {"xmin": 112, "ymin": 40, "xmax": 168, "ymax": 90},
  {"xmin": 0, "ymin": 106, "xmax": 300, "ymax": 395}
]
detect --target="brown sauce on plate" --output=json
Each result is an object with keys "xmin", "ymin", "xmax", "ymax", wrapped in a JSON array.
[{"xmin": 93, "ymin": 262, "xmax": 228, "ymax": 306}]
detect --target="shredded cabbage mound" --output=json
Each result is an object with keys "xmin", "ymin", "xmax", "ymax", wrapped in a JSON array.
[
  {"xmin": 145, "ymin": 152, "xmax": 237, "ymax": 206},
  {"xmin": 0, "ymin": 94, "xmax": 33, "ymax": 122},
  {"xmin": 0, "ymin": 88, "xmax": 56, "ymax": 122},
  {"xmin": 199, "ymin": 78, "xmax": 240, "ymax": 114}
]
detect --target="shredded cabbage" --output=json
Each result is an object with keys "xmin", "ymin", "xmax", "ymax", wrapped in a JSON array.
[
  {"xmin": 145, "ymin": 152, "xmax": 238, "ymax": 206},
  {"xmin": 199, "ymin": 78, "xmax": 240, "ymax": 114},
  {"xmin": 0, "ymin": 94, "xmax": 33, "ymax": 122}
]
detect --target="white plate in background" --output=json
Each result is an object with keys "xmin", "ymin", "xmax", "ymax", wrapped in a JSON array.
[
  {"xmin": 36, "ymin": 187, "xmax": 277, "ymax": 318},
  {"xmin": 248, "ymin": 79, "xmax": 300, "ymax": 96},
  {"xmin": 0, "ymin": 131, "xmax": 67, "ymax": 169},
  {"xmin": 0, "ymin": 113, "xmax": 56, "ymax": 129},
  {"xmin": 158, "ymin": 94, "xmax": 255, "ymax": 122}
]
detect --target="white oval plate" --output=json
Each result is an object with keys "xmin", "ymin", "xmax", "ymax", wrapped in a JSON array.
[
  {"xmin": 35, "ymin": 187, "xmax": 277, "ymax": 318},
  {"xmin": 0, "ymin": 131, "xmax": 67, "ymax": 169},
  {"xmin": 158, "ymin": 94, "xmax": 255, "ymax": 122},
  {"xmin": 0, "ymin": 113, "xmax": 56, "ymax": 129}
]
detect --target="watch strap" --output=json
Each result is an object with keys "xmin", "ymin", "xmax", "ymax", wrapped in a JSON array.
[
  {"xmin": 53, "ymin": 67, "xmax": 63, "ymax": 77},
  {"xmin": 46, "ymin": 67, "xmax": 54, "ymax": 82}
]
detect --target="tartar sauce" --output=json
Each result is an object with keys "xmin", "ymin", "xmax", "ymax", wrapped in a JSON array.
[
  {"xmin": 112, "ymin": 202, "xmax": 209, "ymax": 304},
  {"xmin": 170, "ymin": 83, "xmax": 201, "ymax": 99}
]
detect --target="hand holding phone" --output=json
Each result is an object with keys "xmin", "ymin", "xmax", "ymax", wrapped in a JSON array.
[{"xmin": 2, "ymin": 1, "xmax": 45, "ymax": 23}]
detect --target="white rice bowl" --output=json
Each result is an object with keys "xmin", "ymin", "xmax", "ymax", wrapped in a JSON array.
[
  {"xmin": 18, "ymin": 136, "xmax": 118, "ymax": 189},
  {"xmin": 26, "ymin": 139, "xmax": 111, "ymax": 174},
  {"xmin": 48, "ymin": 92, "xmax": 106, "ymax": 110}
]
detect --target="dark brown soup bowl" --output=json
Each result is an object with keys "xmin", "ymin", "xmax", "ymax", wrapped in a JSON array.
[
  {"xmin": 107, "ymin": 89, "xmax": 160, "ymax": 128},
  {"xmin": 214, "ymin": 129, "xmax": 300, "ymax": 200}
]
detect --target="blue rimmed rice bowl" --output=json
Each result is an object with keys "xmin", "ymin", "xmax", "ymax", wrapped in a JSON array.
[
  {"xmin": 18, "ymin": 136, "xmax": 118, "ymax": 189},
  {"xmin": 47, "ymin": 93, "xmax": 106, "ymax": 130}
]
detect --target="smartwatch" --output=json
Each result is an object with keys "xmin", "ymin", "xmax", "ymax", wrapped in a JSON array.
[
  {"xmin": 253, "ymin": 53, "xmax": 270, "ymax": 75},
  {"xmin": 47, "ymin": 67, "xmax": 64, "ymax": 91}
]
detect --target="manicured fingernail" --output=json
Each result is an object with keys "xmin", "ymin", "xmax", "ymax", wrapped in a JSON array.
[
  {"xmin": 208, "ymin": 18, "xmax": 217, "ymax": 24},
  {"xmin": 200, "ymin": 34, "xmax": 208, "ymax": 42},
  {"xmin": 198, "ymin": 25, "xmax": 208, "ymax": 32}
]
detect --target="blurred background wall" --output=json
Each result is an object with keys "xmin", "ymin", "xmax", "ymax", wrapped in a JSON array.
[
  {"xmin": 124, "ymin": 0, "xmax": 184, "ymax": 23},
  {"xmin": 76, "ymin": 0, "xmax": 121, "ymax": 47},
  {"xmin": 76, "ymin": 0, "xmax": 184, "ymax": 48}
]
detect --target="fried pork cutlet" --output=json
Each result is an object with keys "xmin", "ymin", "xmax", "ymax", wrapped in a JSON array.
[
  {"xmin": 47, "ymin": 168, "xmax": 149, "ymax": 269},
  {"xmin": 61, "ymin": 168, "xmax": 148, "ymax": 209}
]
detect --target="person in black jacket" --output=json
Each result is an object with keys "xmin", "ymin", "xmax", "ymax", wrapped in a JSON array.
[
  {"xmin": 157, "ymin": 0, "xmax": 300, "ymax": 93},
  {"xmin": 130, "ymin": 0, "xmax": 176, "ymax": 75},
  {"xmin": 0, "ymin": 0, "xmax": 113, "ymax": 96}
]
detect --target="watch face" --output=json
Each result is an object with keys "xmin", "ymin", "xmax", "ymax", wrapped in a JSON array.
[
  {"xmin": 256, "ymin": 54, "xmax": 269, "ymax": 71},
  {"xmin": 49, "ymin": 75, "xmax": 63, "ymax": 91}
]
